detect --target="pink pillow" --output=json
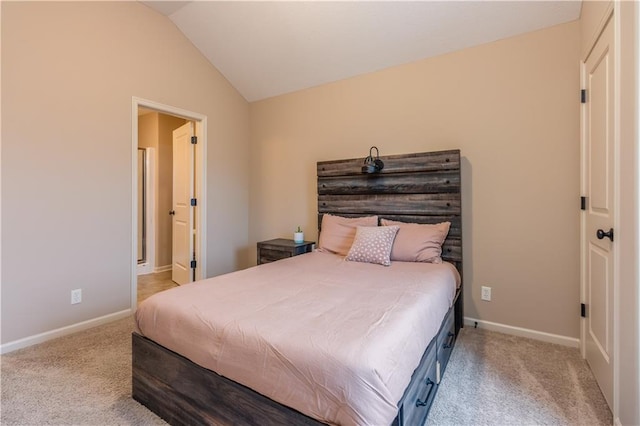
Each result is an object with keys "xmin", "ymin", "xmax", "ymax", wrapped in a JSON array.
[
  {"xmin": 345, "ymin": 225, "xmax": 400, "ymax": 266},
  {"xmin": 318, "ymin": 214, "xmax": 378, "ymax": 256},
  {"xmin": 380, "ymin": 219, "xmax": 451, "ymax": 263}
]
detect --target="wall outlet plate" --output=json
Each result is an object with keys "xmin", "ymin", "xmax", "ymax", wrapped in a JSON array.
[
  {"xmin": 71, "ymin": 289, "xmax": 82, "ymax": 305},
  {"xmin": 481, "ymin": 286, "xmax": 492, "ymax": 301}
]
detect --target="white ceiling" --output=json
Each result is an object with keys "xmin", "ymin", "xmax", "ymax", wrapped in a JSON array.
[{"xmin": 142, "ymin": 1, "xmax": 582, "ymax": 102}]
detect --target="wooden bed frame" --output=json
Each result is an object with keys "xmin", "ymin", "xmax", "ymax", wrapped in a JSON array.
[{"xmin": 132, "ymin": 149, "xmax": 462, "ymax": 425}]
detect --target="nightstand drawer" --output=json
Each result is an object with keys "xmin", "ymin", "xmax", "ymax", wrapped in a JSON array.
[
  {"xmin": 257, "ymin": 239, "xmax": 314, "ymax": 265},
  {"xmin": 259, "ymin": 248, "xmax": 293, "ymax": 263}
]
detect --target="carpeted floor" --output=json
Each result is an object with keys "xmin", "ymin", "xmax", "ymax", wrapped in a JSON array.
[
  {"xmin": 0, "ymin": 317, "xmax": 164, "ymax": 425},
  {"xmin": 1, "ymin": 317, "xmax": 611, "ymax": 425},
  {"xmin": 427, "ymin": 328, "xmax": 612, "ymax": 425}
]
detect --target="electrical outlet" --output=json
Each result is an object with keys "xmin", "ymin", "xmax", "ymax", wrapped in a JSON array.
[
  {"xmin": 71, "ymin": 289, "xmax": 82, "ymax": 305},
  {"xmin": 481, "ymin": 286, "xmax": 492, "ymax": 301}
]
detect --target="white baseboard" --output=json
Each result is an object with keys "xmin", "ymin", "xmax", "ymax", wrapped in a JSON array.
[
  {"xmin": 154, "ymin": 265, "xmax": 172, "ymax": 273},
  {"xmin": 0, "ymin": 309, "xmax": 132, "ymax": 355},
  {"xmin": 464, "ymin": 317, "xmax": 580, "ymax": 348},
  {"xmin": 137, "ymin": 262, "xmax": 154, "ymax": 275}
]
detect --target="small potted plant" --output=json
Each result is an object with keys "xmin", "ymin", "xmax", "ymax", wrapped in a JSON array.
[{"xmin": 294, "ymin": 226, "xmax": 304, "ymax": 243}]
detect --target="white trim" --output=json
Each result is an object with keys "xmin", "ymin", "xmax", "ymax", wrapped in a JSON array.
[
  {"xmin": 581, "ymin": 2, "xmax": 615, "ymax": 62},
  {"xmin": 137, "ymin": 263, "xmax": 153, "ymax": 275},
  {"xmin": 613, "ymin": 3, "xmax": 622, "ymax": 419},
  {"xmin": 131, "ymin": 97, "xmax": 208, "ymax": 311},
  {"xmin": 137, "ymin": 147, "xmax": 155, "ymax": 276},
  {"xmin": 0, "ymin": 0, "xmax": 3, "ymax": 351},
  {"xmin": 153, "ymin": 264, "xmax": 172, "ymax": 273},
  {"xmin": 636, "ymin": 3, "xmax": 640, "ymax": 424},
  {"xmin": 194, "ymin": 118, "xmax": 207, "ymax": 281},
  {"xmin": 464, "ymin": 317, "xmax": 580, "ymax": 348},
  {"xmin": 0, "ymin": 309, "xmax": 131, "ymax": 354},
  {"xmin": 580, "ymin": 56, "xmax": 588, "ymax": 359}
]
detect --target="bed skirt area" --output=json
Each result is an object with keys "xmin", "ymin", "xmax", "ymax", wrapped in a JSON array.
[
  {"xmin": 131, "ymin": 289, "xmax": 461, "ymax": 426},
  {"xmin": 132, "ymin": 332, "xmax": 322, "ymax": 425}
]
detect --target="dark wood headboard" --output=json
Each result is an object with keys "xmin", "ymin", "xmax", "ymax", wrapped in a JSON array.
[{"xmin": 317, "ymin": 149, "xmax": 462, "ymax": 274}]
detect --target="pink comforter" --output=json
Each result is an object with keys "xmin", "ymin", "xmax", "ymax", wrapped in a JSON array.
[{"xmin": 135, "ymin": 251, "xmax": 459, "ymax": 426}]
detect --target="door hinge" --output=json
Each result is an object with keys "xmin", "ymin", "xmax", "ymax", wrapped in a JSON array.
[
  {"xmin": 190, "ymin": 198, "xmax": 197, "ymax": 206},
  {"xmin": 581, "ymin": 89, "xmax": 586, "ymax": 104},
  {"xmin": 581, "ymin": 303, "xmax": 586, "ymax": 318},
  {"xmin": 190, "ymin": 259, "xmax": 197, "ymax": 269},
  {"xmin": 191, "ymin": 136, "xmax": 197, "ymax": 144},
  {"xmin": 581, "ymin": 196, "xmax": 587, "ymax": 211}
]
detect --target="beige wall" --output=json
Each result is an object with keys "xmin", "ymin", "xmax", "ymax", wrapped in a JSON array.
[
  {"xmin": 1, "ymin": 2, "xmax": 250, "ymax": 344},
  {"xmin": 138, "ymin": 113, "xmax": 159, "ymax": 150},
  {"xmin": 249, "ymin": 21, "xmax": 581, "ymax": 339}
]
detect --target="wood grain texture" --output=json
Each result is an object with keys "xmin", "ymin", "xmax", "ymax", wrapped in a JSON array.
[
  {"xmin": 137, "ymin": 271, "xmax": 177, "ymax": 306},
  {"xmin": 318, "ymin": 193, "xmax": 461, "ymax": 215},
  {"xmin": 317, "ymin": 149, "xmax": 462, "ymax": 268},
  {"xmin": 317, "ymin": 150, "xmax": 460, "ymax": 177},
  {"xmin": 318, "ymin": 171, "xmax": 460, "ymax": 195},
  {"xmin": 256, "ymin": 239, "xmax": 315, "ymax": 264},
  {"xmin": 132, "ymin": 333, "xmax": 324, "ymax": 426}
]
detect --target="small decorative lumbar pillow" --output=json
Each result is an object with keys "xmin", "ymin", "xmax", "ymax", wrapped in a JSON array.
[
  {"xmin": 345, "ymin": 225, "xmax": 400, "ymax": 266},
  {"xmin": 318, "ymin": 214, "xmax": 378, "ymax": 256},
  {"xmin": 381, "ymin": 219, "xmax": 451, "ymax": 263}
]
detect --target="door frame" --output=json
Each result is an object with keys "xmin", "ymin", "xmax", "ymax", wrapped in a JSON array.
[
  {"xmin": 579, "ymin": 3, "xmax": 619, "ymax": 417},
  {"xmin": 131, "ymin": 97, "xmax": 208, "ymax": 310}
]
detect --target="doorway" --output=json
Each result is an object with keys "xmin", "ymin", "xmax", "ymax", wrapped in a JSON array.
[
  {"xmin": 137, "ymin": 110, "xmax": 189, "ymax": 277},
  {"xmin": 131, "ymin": 97, "xmax": 207, "ymax": 310}
]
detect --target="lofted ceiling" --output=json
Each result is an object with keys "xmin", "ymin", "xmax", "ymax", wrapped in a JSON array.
[{"xmin": 141, "ymin": 1, "xmax": 582, "ymax": 102}]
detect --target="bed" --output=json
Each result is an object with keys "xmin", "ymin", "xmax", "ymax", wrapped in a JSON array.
[{"xmin": 132, "ymin": 149, "xmax": 463, "ymax": 426}]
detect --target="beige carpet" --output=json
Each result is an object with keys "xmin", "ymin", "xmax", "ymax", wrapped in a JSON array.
[
  {"xmin": 427, "ymin": 328, "xmax": 612, "ymax": 426},
  {"xmin": 0, "ymin": 317, "xmax": 165, "ymax": 425},
  {"xmin": 1, "ymin": 317, "xmax": 611, "ymax": 425}
]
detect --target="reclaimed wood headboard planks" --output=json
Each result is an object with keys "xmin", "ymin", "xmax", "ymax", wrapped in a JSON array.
[{"xmin": 317, "ymin": 149, "xmax": 462, "ymax": 273}]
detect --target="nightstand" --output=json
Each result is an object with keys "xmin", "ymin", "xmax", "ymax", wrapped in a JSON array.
[{"xmin": 257, "ymin": 239, "xmax": 315, "ymax": 265}]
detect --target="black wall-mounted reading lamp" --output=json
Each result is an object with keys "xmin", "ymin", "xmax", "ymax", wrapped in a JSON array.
[{"xmin": 361, "ymin": 146, "xmax": 384, "ymax": 174}]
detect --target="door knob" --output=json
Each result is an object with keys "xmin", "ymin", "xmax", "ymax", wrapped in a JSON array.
[
  {"xmin": 596, "ymin": 228, "xmax": 614, "ymax": 242},
  {"xmin": 169, "ymin": 210, "xmax": 176, "ymax": 216}
]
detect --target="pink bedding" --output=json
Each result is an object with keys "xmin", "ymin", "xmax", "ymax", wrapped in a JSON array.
[{"xmin": 135, "ymin": 251, "xmax": 460, "ymax": 426}]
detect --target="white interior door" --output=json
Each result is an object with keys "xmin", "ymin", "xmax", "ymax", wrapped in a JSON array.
[
  {"xmin": 582, "ymin": 16, "xmax": 614, "ymax": 409},
  {"xmin": 172, "ymin": 122, "xmax": 195, "ymax": 285}
]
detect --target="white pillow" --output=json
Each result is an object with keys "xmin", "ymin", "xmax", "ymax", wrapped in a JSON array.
[{"xmin": 345, "ymin": 226, "xmax": 400, "ymax": 266}]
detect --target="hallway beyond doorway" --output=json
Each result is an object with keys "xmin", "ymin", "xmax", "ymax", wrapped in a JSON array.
[{"xmin": 137, "ymin": 271, "xmax": 177, "ymax": 306}]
